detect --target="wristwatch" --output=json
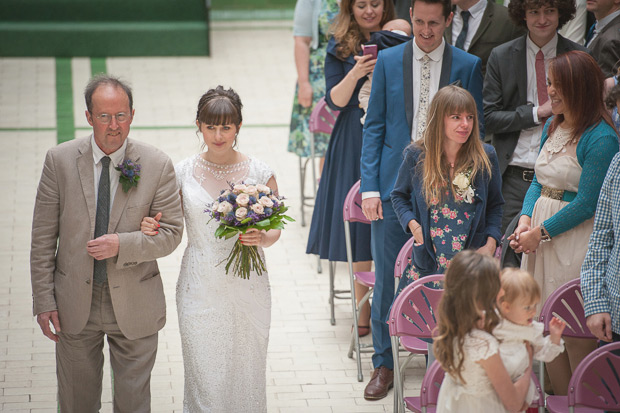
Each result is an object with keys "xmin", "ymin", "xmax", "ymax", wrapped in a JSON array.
[{"xmin": 540, "ymin": 224, "xmax": 551, "ymax": 242}]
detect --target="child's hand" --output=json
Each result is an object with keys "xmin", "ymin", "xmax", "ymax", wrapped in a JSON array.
[
  {"xmin": 549, "ymin": 317, "xmax": 566, "ymax": 345},
  {"xmin": 141, "ymin": 212, "xmax": 162, "ymax": 236}
]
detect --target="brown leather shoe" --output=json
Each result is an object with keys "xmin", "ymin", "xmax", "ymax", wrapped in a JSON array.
[{"xmin": 363, "ymin": 366, "xmax": 394, "ymax": 400}]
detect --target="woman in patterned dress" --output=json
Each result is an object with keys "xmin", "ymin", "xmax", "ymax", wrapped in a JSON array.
[
  {"xmin": 391, "ymin": 86, "xmax": 503, "ymax": 290},
  {"xmin": 288, "ymin": 0, "xmax": 339, "ymax": 162}
]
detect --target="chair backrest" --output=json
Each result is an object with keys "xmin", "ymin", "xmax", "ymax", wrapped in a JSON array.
[
  {"xmin": 394, "ymin": 237, "xmax": 414, "ymax": 279},
  {"xmin": 538, "ymin": 278, "xmax": 595, "ymax": 339},
  {"xmin": 389, "ymin": 274, "xmax": 445, "ymax": 339},
  {"xmin": 567, "ymin": 341, "xmax": 620, "ymax": 411},
  {"xmin": 309, "ymin": 97, "xmax": 339, "ymax": 134},
  {"xmin": 343, "ymin": 180, "xmax": 370, "ymax": 224},
  {"xmin": 420, "ymin": 360, "xmax": 445, "ymax": 408}
]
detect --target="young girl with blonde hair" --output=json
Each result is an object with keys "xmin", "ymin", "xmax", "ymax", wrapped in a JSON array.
[
  {"xmin": 434, "ymin": 251, "xmax": 533, "ymax": 412},
  {"xmin": 494, "ymin": 268, "xmax": 566, "ymax": 409}
]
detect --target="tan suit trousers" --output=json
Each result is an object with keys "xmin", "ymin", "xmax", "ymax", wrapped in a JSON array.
[{"xmin": 56, "ymin": 282, "xmax": 158, "ymax": 412}]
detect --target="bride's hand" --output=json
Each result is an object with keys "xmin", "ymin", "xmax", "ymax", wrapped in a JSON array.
[
  {"xmin": 141, "ymin": 212, "xmax": 162, "ymax": 236},
  {"xmin": 239, "ymin": 228, "xmax": 265, "ymax": 247}
]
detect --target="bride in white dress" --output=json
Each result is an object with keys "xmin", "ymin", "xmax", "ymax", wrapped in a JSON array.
[{"xmin": 142, "ymin": 86, "xmax": 280, "ymax": 412}]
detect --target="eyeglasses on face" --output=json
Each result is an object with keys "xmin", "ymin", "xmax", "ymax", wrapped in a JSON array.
[{"xmin": 94, "ymin": 112, "xmax": 130, "ymax": 124}]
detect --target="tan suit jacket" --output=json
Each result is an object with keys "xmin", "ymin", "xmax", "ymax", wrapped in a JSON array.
[{"xmin": 31, "ymin": 136, "xmax": 183, "ymax": 340}]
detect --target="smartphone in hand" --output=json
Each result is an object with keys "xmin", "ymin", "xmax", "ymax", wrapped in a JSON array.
[{"xmin": 362, "ymin": 44, "xmax": 378, "ymax": 60}]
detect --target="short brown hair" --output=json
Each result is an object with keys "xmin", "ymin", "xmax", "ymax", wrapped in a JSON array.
[
  {"xmin": 411, "ymin": 0, "xmax": 452, "ymax": 19},
  {"xmin": 508, "ymin": 0, "xmax": 576, "ymax": 30}
]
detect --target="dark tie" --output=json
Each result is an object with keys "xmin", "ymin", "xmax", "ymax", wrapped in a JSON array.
[
  {"xmin": 585, "ymin": 23, "xmax": 596, "ymax": 46},
  {"xmin": 455, "ymin": 11, "xmax": 471, "ymax": 50},
  {"xmin": 94, "ymin": 156, "xmax": 111, "ymax": 284}
]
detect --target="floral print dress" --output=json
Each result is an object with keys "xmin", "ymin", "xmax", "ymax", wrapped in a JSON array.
[
  {"xmin": 397, "ymin": 189, "xmax": 477, "ymax": 293},
  {"xmin": 287, "ymin": 0, "xmax": 340, "ymax": 158}
]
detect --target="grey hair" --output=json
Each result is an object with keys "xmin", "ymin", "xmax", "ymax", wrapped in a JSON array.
[{"xmin": 84, "ymin": 74, "xmax": 133, "ymax": 113}]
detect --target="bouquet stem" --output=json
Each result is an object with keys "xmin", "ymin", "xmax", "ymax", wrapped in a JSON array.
[{"xmin": 222, "ymin": 239, "xmax": 267, "ymax": 279}]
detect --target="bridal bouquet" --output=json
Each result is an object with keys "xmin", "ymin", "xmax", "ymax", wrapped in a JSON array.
[{"xmin": 206, "ymin": 183, "xmax": 293, "ymax": 279}]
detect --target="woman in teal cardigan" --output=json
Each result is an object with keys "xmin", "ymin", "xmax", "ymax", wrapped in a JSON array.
[{"xmin": 509, "ymin": 51, "xmax": 619, "ymax": 396}]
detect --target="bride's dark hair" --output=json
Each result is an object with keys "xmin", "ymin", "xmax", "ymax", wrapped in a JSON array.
[{"xmin": 196, "ymin": 86, "xmax": 243, "ymax": 128}]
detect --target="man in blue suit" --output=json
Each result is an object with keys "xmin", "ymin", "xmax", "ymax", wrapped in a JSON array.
[{"xmin": 360, "ymin": 0, "xmax": 484, "ymax": 400}]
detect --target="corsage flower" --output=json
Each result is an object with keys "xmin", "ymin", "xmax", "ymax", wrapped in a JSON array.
[
  {"xmin": 115, "ymin": 159, "xmax": 141, "ymax": 193},
  {"xmin": 452, "ymin": 168, "xmax": 475, "ymax": 204}
]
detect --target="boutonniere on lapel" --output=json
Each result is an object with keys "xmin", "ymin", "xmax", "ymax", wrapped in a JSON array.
[
  {"xmin": 115, "ymin": 159, "xmax": 141, "ymax": 193},
  {"xmin": 452, "ymin": 168, "xmax": 475, "ymax": 203}
]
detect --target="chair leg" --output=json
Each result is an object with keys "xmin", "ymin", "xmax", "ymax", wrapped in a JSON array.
[
  {"xmin": 329, "ymin": 261, "xmax": 336, "ymax": 325},
  {"xmin": 392, "ymin": 336, "xmax": 403, "ymax": 413},
  {"xmin": 317, "ymin": 256, "xmax": 322, "ymax": 274},
  {"xmin": 539, "ymin": 360, "xmax": 545, "ymax": 413}
]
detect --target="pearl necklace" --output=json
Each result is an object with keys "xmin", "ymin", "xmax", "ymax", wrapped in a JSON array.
[{"xmin": 195, "ymin": 155, "xmax": 250, "ymax": 182}]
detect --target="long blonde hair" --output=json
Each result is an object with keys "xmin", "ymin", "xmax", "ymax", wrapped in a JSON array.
[
  {"xmin": 414, "ymin": 86, "xmax": 491, "ymax": 205},
  {"xmin": 330, "ymin": 0, "xmax": 395, "ymax": 59},
  {"xmin": 433, "ymin": 251, "xmax": 501, "ymax": 384}
]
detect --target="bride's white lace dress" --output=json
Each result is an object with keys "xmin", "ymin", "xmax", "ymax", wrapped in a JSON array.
[{"xmin": 175, "ymin": 155, "xmax": 273, "ymax": 412}]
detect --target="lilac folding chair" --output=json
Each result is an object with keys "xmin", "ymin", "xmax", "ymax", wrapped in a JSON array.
[
  {"xmin": 394, "ymin": 237, "xmax": 415, "ymax": 289},
  {"xmin": 306, "ymin": 97, "xmax": 339, "ymax": 274},
  {"xmin": 389, "ymin": 274, "xmax": 444, "ymax": 413},
  {"xmin": 405, "ymin": 362, "xmax": 545, "ymax": 413},
  {"xmin": 538, "ymin": 278, "xmax": 596, "ymax": 403},
  {"xmin": 343, "ymin": 179, "xmax": 374, "ymax": 382},
  {"xmin": 546, "ymin": 341, "xmax": 620, "ymax": 412},
  {"xmin": 405, "ymin": 360, "xmax": 444, "ymax": 413}
]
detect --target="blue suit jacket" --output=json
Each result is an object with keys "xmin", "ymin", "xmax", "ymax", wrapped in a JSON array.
[
  {"xmin": 361, "ymin": 39, "xmax": 484, "ymax": 200},
  {"xmin": 390, "ymin": 144, "xmax": 504, "ymax": 275}
]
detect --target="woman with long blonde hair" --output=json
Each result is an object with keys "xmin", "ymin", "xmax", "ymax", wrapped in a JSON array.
[
  {"xmin": 307, "ymin": 0, "xmax": 394, "ymax": 337},
  {"xmin": 391, "ymin": 85, "xmax": 503, "ymax": 286}
]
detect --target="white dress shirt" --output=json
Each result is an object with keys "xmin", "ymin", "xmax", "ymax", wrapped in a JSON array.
[
  {"xmin": 91, "ymin": 135, "xmax": 127, "ymax": 211},
  {"xmin": 411, "ymin": 39, "xmax": 446, "ymax": 141},
  {"xmin": 509, "ymin": 34, "xmax": 558, "ymax": 169},
  {"xmin": 451, "ymin": 0, "xmax": 488, "ymax": 51}
]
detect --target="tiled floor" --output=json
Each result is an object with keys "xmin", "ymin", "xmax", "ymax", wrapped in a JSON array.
[{"xmin": 0, "ymin": 20, "xmax": 425, "ymax": 412}]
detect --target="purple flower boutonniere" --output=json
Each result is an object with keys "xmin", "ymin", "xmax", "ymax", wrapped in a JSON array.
[{"xmin": 115, "ymin": 159, "xmax": 141, "ymax": 193}]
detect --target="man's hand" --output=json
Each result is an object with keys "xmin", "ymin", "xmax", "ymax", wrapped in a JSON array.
[
  {"xmin": 361, "ymin": 197, "xmax": 383, "ymax": 221},
  {"xmin": 37, "ymin": 310, "xmax": 61, "ymax": 342},
  {"xmin": 537, "ymin": 99, "xmax": 553, "ymax": 120},
  {"xmin": 586, "ymin": 312, "xmax": 613, "ymax": 342},
  {"xmin": 87, "ymin": 234, "xmax": 120, "ymax": 260}
]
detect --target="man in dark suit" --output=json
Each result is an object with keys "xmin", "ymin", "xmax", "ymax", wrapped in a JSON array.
[
  {"xmin": 483, "ymin": 0, "xmax": 587, "ymax": 265},
  {"xmin": 586, "ymin": 0, "xmax": 620, "ymax": 77},
  {"xmin": 360, "ymin": 0, "xmax": 484, "ymax": 400},
  {"xmin": 446, "ymin": 0, "xmax": 525, "ymax": 76}
]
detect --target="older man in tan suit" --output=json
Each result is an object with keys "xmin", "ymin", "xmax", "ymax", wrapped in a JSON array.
[{"xmin": 30, "ymin": 75, "xmax": 183, "ymax": 412}]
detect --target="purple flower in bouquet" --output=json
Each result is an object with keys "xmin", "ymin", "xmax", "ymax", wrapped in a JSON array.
[{"xmin": 205, "ymin": 182, "xmax": 294, "ymax": 279}]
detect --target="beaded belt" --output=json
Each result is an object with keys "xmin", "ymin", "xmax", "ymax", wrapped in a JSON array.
[{"xmin": 541, "ymin": 185, "xmax": 577, "ymax": 202}]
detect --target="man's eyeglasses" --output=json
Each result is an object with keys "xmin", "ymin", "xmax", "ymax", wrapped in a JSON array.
[{"xmin": 94, "ymin": 113, "xmax": 130, "ymax": 124}]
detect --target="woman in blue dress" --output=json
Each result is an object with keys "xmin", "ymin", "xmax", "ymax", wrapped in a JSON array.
[
  {"xmin": 306, "ymin": 0, "xmax": 395, "ymax": 333},
  {"xmin": 391, "ymin": 86, "xmax": 504, "ymax": 291}
]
